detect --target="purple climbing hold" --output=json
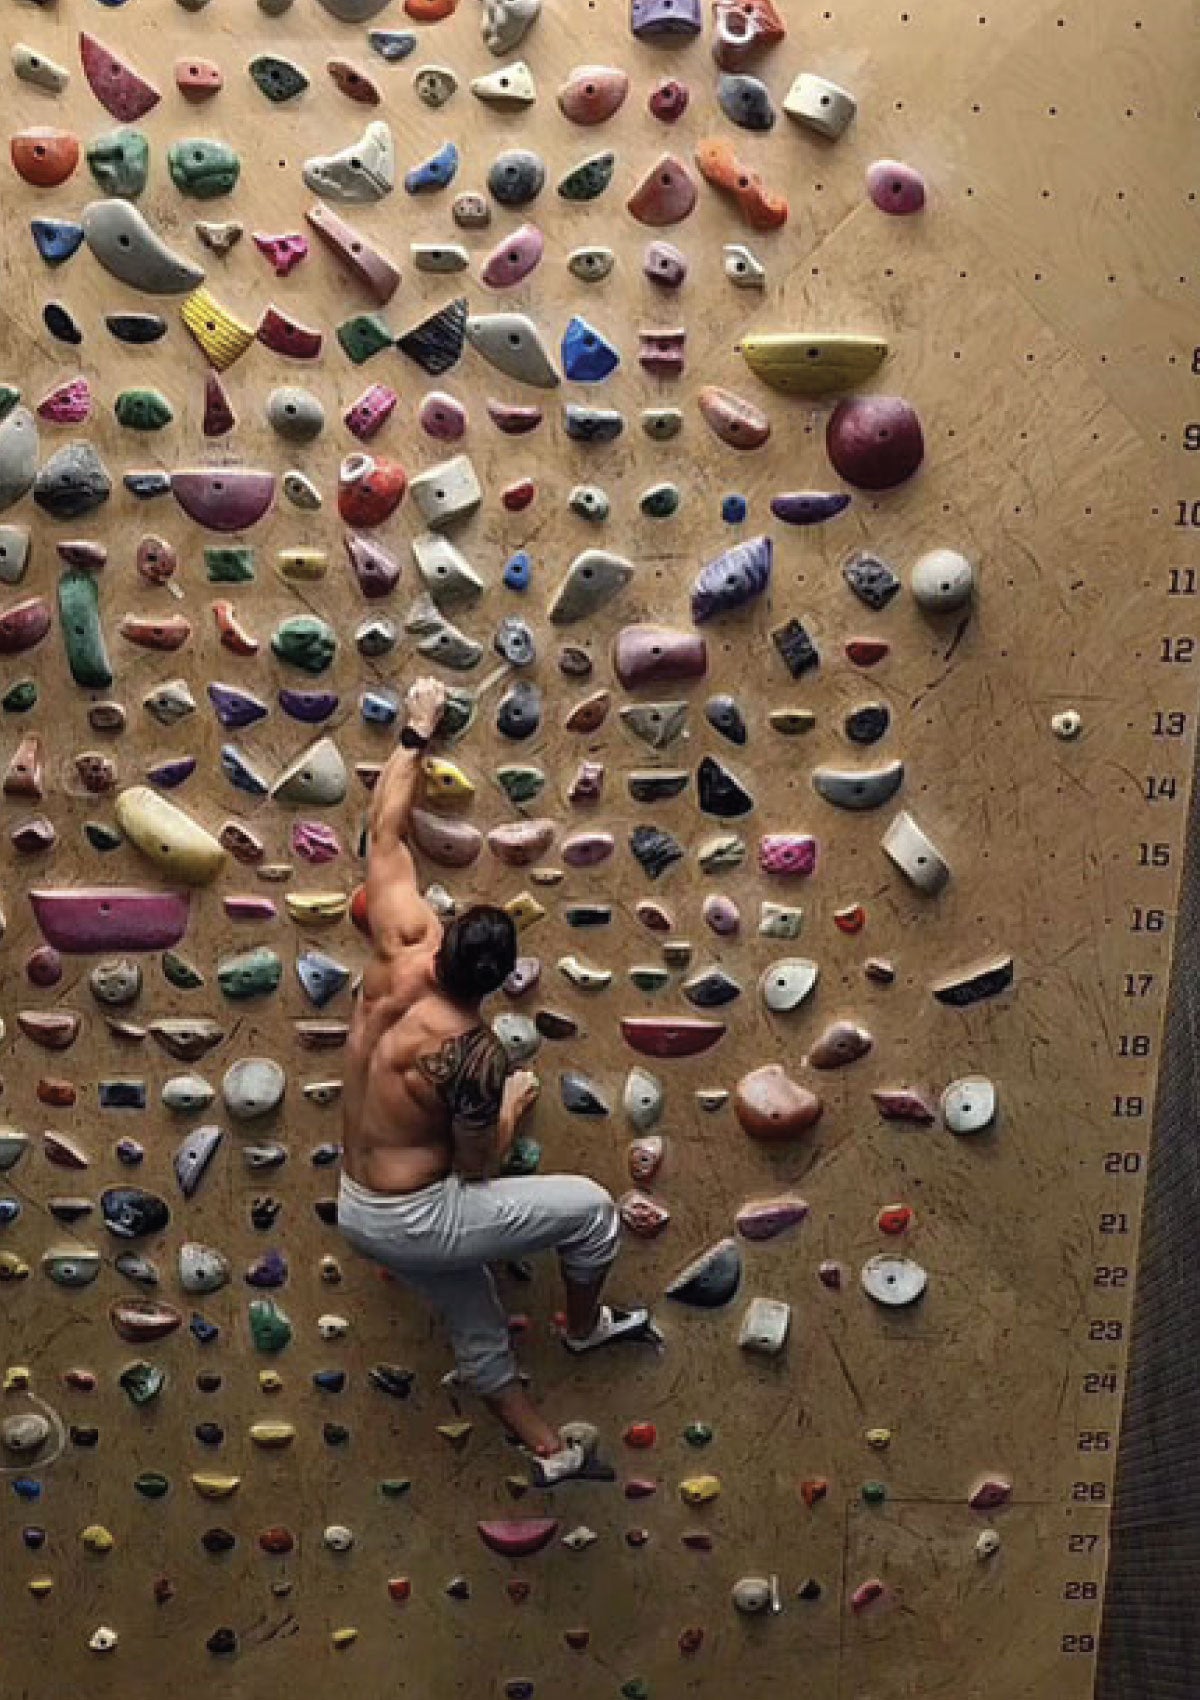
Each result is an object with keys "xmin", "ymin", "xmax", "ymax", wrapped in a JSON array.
[
  {"xmin": 631, "ymin": 0, "xmax": 702, "ymax": 38},
  {"xmin": 690, "ymin": 535, "xmax": 772, "ymax": 623},
  {"xmin": 345, "ymin": 534, "xmax": 401, "ymax": 599},
  {"xmin": 147, "ymin": 757, "xmax": 199, "ymax": 790},
  {"xmin": 770, "ymin": 492, "xmax": 851, "ymax": 526},
  {"xmin": 171, "ymin": 470, "xmax": 276, "ymax": 532},
  {"xmin": 30, "ymin": 888, "xmax": 191, "ymax": 952},
  {"xmin": 208, "ymin": 683, "xmax": 269, "ymax": 729},
  {"xmin": 866, "ymin": 159, "xmax": 927, "ymax": 216},
  {"xmin": 278, "ymin": 690, "xmax": 339, "ymax": 723},
  {"xmin": 481, "ymin": 223, "xmax": 545, "ymax": 289}
]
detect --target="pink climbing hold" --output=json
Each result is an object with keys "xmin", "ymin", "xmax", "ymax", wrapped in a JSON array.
[
  {"xmin": 253, "ymin": 232, "xmax": 310, "ymax": 278},
  {"xmin": 866, "ymin": 159, "xmax": 927, "ymax": 216},
  {"xmin": 344, "ymin": 534, "xmax": 402, "ymax": 599},
  {"xmin": 758, "ymin": 835, "xmax": 817, "ymax": 878},
  {"xmin": 968, "ymin": 1476, "xmax": 1012, "ymax": 1511},
  {"xmin": 477, "ymin": 1519, "xmax": 559, "ymax": 1558},
  {"xmin": 37, "ymin": 378, "xmax": 91, "ymax": 426},
  {"xmin": 850, "ymin": 1578, "xmax": 887, "ymax": 1613},
  {"xmin": 417, "ymin": 391, "xmax": 467, "ymax": 442},
  {"xmin": 344, "ymin": 384, "xmax": 399, "ymax": 442},
  {"xmin": 29, "ymin": 887, "xmax": 191, "ymax": 953},
  {"xmin": 481, "ymin": 223, "xmax": 545, "ymax": 289},
  {"xmin": 292, "ymin": 820, "xmax": 342, "ymax": 864},
  {"xmin": 79, "ymin": 32, "xmax": 161, "ymax": 123}
]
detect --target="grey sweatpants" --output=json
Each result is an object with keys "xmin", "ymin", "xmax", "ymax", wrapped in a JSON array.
[{"xmin": 337, "ymin": 1170, "xmax": 619, "ymax": 1396}]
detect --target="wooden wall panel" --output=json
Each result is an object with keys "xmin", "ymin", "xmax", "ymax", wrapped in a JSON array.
[{"xmin": 0, "ymin": 1, "xmax": 1190, "ymax": 1696}]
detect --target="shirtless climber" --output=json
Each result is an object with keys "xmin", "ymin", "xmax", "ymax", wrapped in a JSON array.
[{"xmin": 338, "ymin": 676, "xmax": 653, "ymax": 1485}]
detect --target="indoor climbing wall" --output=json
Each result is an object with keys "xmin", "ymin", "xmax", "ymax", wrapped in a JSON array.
[{"xmin": 0, "ymin": 0, "xmax": 1192, "ymax": 1696}]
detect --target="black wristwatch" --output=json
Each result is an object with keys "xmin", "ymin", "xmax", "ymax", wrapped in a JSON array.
[{"xmin": 400, "ymin": 724, "xmax": 430, "ymax": 751}]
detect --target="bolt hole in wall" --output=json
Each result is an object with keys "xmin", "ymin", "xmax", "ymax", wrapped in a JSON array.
[{"xmin": 0, "ymin": 0, "xmax": 1190, "ymax": 1695}]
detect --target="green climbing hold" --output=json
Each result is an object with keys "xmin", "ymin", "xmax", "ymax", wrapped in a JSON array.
[
  {"xmin": 85, "ymin": 821, "xmax": 124, "ymax": 852},
  {"xmin": 621, "ymin": 1682, "xmax": 650, "ymax": 1700},
  {"xmin": 3, "ymin": 680, "xmax": 37, "ymax": 713},
  {"xmin": 119, "ymin": 1361, "xmax": 165, "ymax": 1406},
  {"xmin": 640, "ymin": 483, "xmax": 680, "ymax": 519},
  {"xmin": 133, "ymin": 1472, "xmax": 170, "ymax": 1499},
  {"xmin": 684, "ymin": 1422, "xmax": 714, "ymax": 1448},
  {"xmin": 168, "ymin": 139, "xmax": 241, "ymax": 199},
  {"xmin": 500, "ymin": 1136, "xmax": 541, "ymax": 1176},
  {"xmin": 249, "ymin": 1299, "xmax": 293, "ymax": 1353},
  {"xmin": 58, "ymin": 570, "xmax": 113, "ymax": 689},
  {"xmin": 496, "ymin": 766, "xmax": 545, "ymax": 805},
  {"xmin": 205, "ymin": 546, "xmax": 255, "ymax": 584},
  {"xmin": 162, "ymin": 951, "xmax": 205, "ymax": 991},
  {"xmin": 115, "ymin": 390, "xmax": 173, "ymax": 432},
  {"xmin": 272, "ymin": 616, "xmax": 337, "ymax": 675},
  {"xmin": 558, "ymin": 151, "xmax": 616, "ymax": 202},
  {"xmin": 0, "ymin": 387, "xmax": 20, "ymax": 422},
  {"xmin": 379, "ymin": 1478, "xmax": 413, "ymax": 1499},
  {"xmin": 86, "ymin": 130, "xmax": 151, "ymax": 199},
  {"xmin": 861, "ymin": 1480, "xmax": 887, "ymax": 1505},
  {"xmin": 217, "ymin": 946, "xmax": 282, "ymax": 1000},
  {"xmin": 249, "ymin": 54, "xmax": 310, "ymax": 104},
  {"xmin": 337, "ymin": 313, "xmax": 394, "ymax": 365}
]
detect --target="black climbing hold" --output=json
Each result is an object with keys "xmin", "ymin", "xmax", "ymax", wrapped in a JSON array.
[
  {"xmin": 33, "ymin": 442, "xmax": 112, "ymax": 520},
  {"xmin": 201, "ymin": 1530, "xmax": 236, "ymax": 1556},
  {"xmin": 195, "ymin": 1422, "xmax": 224, "ymax": 1447},
  {"xmin": 396, "ymin": 297, "xmax": 468, "ymax": 376},
  {"xmin": 124, "ymin": 469, "xmax": 171, "ymax": 499},
  {"xmin": 628, "ymin": 771, "xmax": 689, "ymax": 804},
  {"xmin": 845, "ymin": 703, "xmax": 890, "ymax": 745},
  {"xmin": 666, "ymin": 1237, "xmax": 743, "ymax": 1308},
  {"xmin": 564, "ymin": 905, "xmax": 612, "ymax": 927},
  {"xmin": 487, "ymin": 149, "xmax": 545, "ymax": 206},
  {"xmin": 683, "ymin": 969, "xmax": 742, "ymax": 1008},
  {"xmin": 70, "ymin": 1425, "xmax": 99, "ymax": 1447},
  {"xmin": 496, "ymin": 680, "xmax": 542, "ymax": 740},
  {"xmin": 560, "ymin": 1072, "xmax": 610, "ymax": 1116},
  {"xmin": 843, "ymin": 551, "xmax": 901, "ymax": 611},
  {"xmin": 101, "ymin": 1187, "xmax": 170, "ymax": 1240},
  {"xmin": 323, "ymin": 1423, "xmax": 350, "ymax": 1446},
  {"xmin": 797, "ymin": 1578, "xmax": 822, "ymax": 1601},
  {"xmin": 771, "ymin": 618, "xmax": 819, "ymax": 678},
  {"xmin": 43, "ymin": 302, "xmax": 82, "ymax": 345},
  {"xmin": 705, "ymin": 695, "xmax": 747, "ymax": 745},
  {"xmin": 368, "ymin": 1364, "xmax": 416, "ymax": 1399},
  {"xmin": 314, "ymin": 1199, "xmax": 338, "ymax": 1225},
  {"xmin": 105, "ymin": 312, "xmax": 167, "ymax": 345},
  {"xmin": 696, "ymin": 755, "xmax": 754, "ymax": 818},
  {"xmin": 206, "ymin": 1625, "xmax": 238, "ymax": 1654},
  {"xmin": 630, "ymin": 825, "xmax": 684, "ymax": 879}
]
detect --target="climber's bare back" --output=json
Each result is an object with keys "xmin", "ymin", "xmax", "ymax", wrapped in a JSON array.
[{"xmin": 342, "ymin": 939, "xmax": 486, "ymax": 1193}]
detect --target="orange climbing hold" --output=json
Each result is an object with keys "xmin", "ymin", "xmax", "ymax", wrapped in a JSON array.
[
  {"xmin": 405, "ymin": 0, "xmax": 458, "ymax": 16},
  {"xmin": 800, "ymin": 1477, "xmax": 828, "ymax": 1507},
  {"xmin": 695, "ymin": 138, "xmax": 787, "ymax": 231},
  {"xmin": 10, "ymin": 128, "xmax": 80, "ymax": 188},
  {"xmin": 624, "ymin": 1422, "xmax": 658, "ymax": 1449}
]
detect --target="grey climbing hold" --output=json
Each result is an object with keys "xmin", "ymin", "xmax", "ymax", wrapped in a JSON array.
[
  {"xmin": 738, "ymin": 1297, "xmax": 790, "ymax": 1355},
  {"xmin": 812, "ymin": 761, "xmax": 904, "ymax": 812},
  {"xmin": 13, "ymin": 44, "xmax": 70, "ymax": 93},
  {"xmin": 82, "ymin": 199, "xmax": 205, "ymax": 293},
  {"xmin": 549, "ymin": 550, "xmax": 632, "ymax": 623},
  {"xmin": 496, "ymin": 680, "xmax": 542, "ymax": 740},
  {"xmin": 482, "ymin": 0, "xmax": 541, "ymax": 53},
  {"xmin": 623, "ymin": 1068, "xmax": 664, "ymax": 1130},
  {"xmin": 222, "ymin": 1058, "xmax": 285, "ymax": 1120},
  {"xmin": 494, "ymin": 1014, "xmax": 541, "ymax": 1062},
  {"xmin": 163, "ymin": 1075, "xmax": 216, "ymax": 1113},
  {"xmin": 494, "ymin": 616, "xmax": 536, "ymax": 667},
  {"xmin": 465, "ymin": 312, "xmax": 559, "ymax": 387},
  {"xmin": 560, "ymin": 1072, "xmax": 610, "ymax": 1116},
  {"xmin": 410, "ymin": 455, "xmax": 483, "ymax": 529},
  {"xmin": 34, "ymin": 443, "xmax": 111, "ymax": 520},
  {"xmin": 0, "ymin": 525, "xmax": 30, "ymax": 584},
  {"xmin": 569, "ymin": 485, "xmax": 609, "ymax": 522},
  {"xmin": 843, "ymin": 551, "xmax": 901, "ymax": 610},
  {"xmin": 267, "ymin": 388, "xmax": 325, "ymax": 443},
  {"xmin": 414, "ymin": 65, "xmax": 458, "ymax": 108},
  {"xmin": 405, "ymin": 595, "xmax": 483, "ymax": 670},
  {"xmin": 0, "ymin": 410, "xmax": 39, "ymax": 514},
  {"xmin": 303, "ymin": 122, "xmax": 395, "ymax": 203},
  {"xmin": 881, "ymin": 811, "xmax": 949, "ymax": 895},
  {"xmin": 90, "ymin": 959, "xmax": 142, "ymax": 1006},
  {"xmin": 564, "ymin": 406, "xmax": 624, "ymax": 444},
  {"xmin": 724, "ymin": 243, "xmax": 765, "ymax": 288},
  {"xmin": 911, "ymin": 548, "xmax": 975, "ymax": 612},
  {"xmin": 620, "ymin": 702, "xmax": 688, "ymax": 750},
  {"xmin": 173, "ymin": 1124, "xmax": 223, "ymax": 1196},
  {"xmin": 666, "ymin": 1238, "xmax": 742, "ymax": 1308},
  {"xmin": 411, "ymin": 533, "xmax": 484, "ymax": 605},
  {"xmin": 717, "ymin": 73, "xmax": 776, "ymax": 131},
  {"xmin": 271, "ymin": 739, "xmax": 348, "ymax": 806},
  {"xmin": 179, "ymin": 1242, "xmax": 231, "ymax": 1294},
  {"xmin": 568, "ymin": 246, "xmax": 615, "ymax": 283},
  {"xmin": 487, "ymin": 149, "xmax": 545, "ymax": 206}
]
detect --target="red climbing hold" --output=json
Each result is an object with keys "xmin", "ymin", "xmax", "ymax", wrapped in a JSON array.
[{"xmin": 477, "ymin": 1519, "xmax": 559, "ymax": 1558}]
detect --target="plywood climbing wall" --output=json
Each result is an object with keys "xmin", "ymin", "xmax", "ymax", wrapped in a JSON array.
[{"xmin": 0, "ymin": 0, "xmax": 1192, "ymax": 1695}]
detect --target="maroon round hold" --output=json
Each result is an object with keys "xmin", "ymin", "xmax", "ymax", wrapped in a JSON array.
[{"xmin": 826, "ymin": 395, "xmax": 924, "ymax": 491}]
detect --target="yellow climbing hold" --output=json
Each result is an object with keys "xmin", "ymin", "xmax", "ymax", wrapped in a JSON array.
[
  {"xmin": 437, "ymin": 1421, "xmax": 473, "ymax": 1450},
  {"xmin": 865, "ymin": 1427, "xmax": 892, "ymax": 1450},
  {"xmin": 679, "ymin": 1475, "xmax": 722, "ymax": 1506},
  {"xmin": 319, "ymin": 1254, "xmax": 343, "ymax": 1282},
  {"xmin": 249, "ymin": 1421, "xmax": 296, "ymax": 1448},
  {"xmin": 181, "ymin": 286, "xmax": 256, "ymax": 371},
  {"xmin": 276, "ymin": 548, "xmax": 328, "ymax": 584},
  {"xmin": 80, "ymin": 1525, "xmax": 115, "ymax": 1553},
  {"xmin": 0, "ymin": 1251, "xmax": 30, "ymax": 1280},
  {"xmin": 284, "ymin": 891, "xmax": 348, "ymax": 924},
  {"xmin": 3, "ymin": 1365, "xmax": 30, "ymax": 1390},
  {"xmin": 28, "ymin": 1576, "xmax": 53, "ymax": 1597},
  {"xmin": 736, "ymin": 333, "xmax": 888, "ymax": 397},
  {"xmin": 505, "ymin": 891, "xmax": 546, "ymax": 930},
  {"xmin": 259, "ymin": 1369, "xmax": 284, "ymax": 1392},
  {"xmin": 191, "ymin": 1473, "xmax": 241, "ymax": 1499},
  {"xmin": 529, "ymin": 866, "xmax": 564, "ymax": 887},
  {"xmin": 422, "ymin": 756, "xmax": 475, "ymax": 808},
  {"xmin": 114, "ymin": 787, "xmax": 226, "ymax": 886},
  {"xmin": 332, "ymin": 1628, "xmax": 359, "ymax": 1649}
]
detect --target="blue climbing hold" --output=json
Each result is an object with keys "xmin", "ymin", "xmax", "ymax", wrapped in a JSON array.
[
  {"xmin": 368, "ymin": 30, "xmax": 417, "ymax": 61},
  {"xmin": 360, "ymin": 689, "xmax": 399, "ymax": 726},
  {"xmin": 405, "ymin": 141, "xmax": 459, "ymax": 195},
  {"xmin": 147, "ymin": 757, "xmax": 198, "ymax": 790},
  {"xmin": 13, "ymin": 1480, "xmax": 42, "ymax": 1501},
  {"xmin": 504, "ymin": 551, "xmax": 532, "ymax": 591},
  {"xmin": 220, "ymin": 745, "xmax": 269, "ymax": 798},
  {"xmin": 0, "ymin": 1200, "xmax": 21, "ymax": 1226},
  {"xmin": 313, "ymin": 1369, "xmax": 347, "ymax": 1393},
  {"xmin": 190, "ymin": 1313, "xmax": 220, "ymax": 1345},
  {"xmin": 31, "ymin": 219, "xmax": 85, "ymax": 267},
  {"xmin": 722, "ymin": 494, "xmax": 748, "ymax": 524},
  {"xmin": 123, "ymin": 470, "xmax": 171, "ymax": 500},
  {"xmin": 208, "ymin": 682, "xmax": 269, "ymax": 730},
  {"xmin": 296, "ymin": 950, "xmax": 352, "ymax": 1009},
  {"xmin": 561, "ymin": 316, "xmax": 620, "ymax": 382}
]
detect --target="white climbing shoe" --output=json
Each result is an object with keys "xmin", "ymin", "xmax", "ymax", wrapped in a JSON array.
[
  {"xmin": 562, "ymin": 1304, "xmax": 653, "ymax": 1353},
  {"xmin": 527, "ymin": 1421, "xmax": 599, "ymax": 1487}
]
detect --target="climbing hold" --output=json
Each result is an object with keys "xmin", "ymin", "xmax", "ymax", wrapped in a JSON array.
[
  {"xmin": 85, "ymin": 129, "xmax": 151, "ymax": 199},
  {"xmin": 249, "ymin": 1300, "xmax": 293, "ymax": 1352},
  {"xmin": 414, "ymin": 66, "xmax": 458, "ymax": 109},
  {"xmin": 643, "ymin": 242, "xmax": 689, "ymax": 290},
  {"xmin": 684, "ymin": 967, "xmax": 742, "ymax": 1007},
  {"xmin": 696, "ymin": 757, "xmax": 754, "ymax": 818},
  {"xmin": 487, "ymin": 149, "xmax": 546, "ymax": 207},
  {"xmin": 327, "ymin": 58, "xmax": 381, "ymax": 104},
  {"xmin": 695, "ymin": 139, "xmax": 786, "ymax": 229},
  {"xmin": 557, "ymin": 152, "xmax": 615, "ymax": 202},
  {"xmin": 691, "ymin": 535, "xmax": 772, "ymax": 622},
  {"xmin": 758, "ymin": 958, "xmax": 819, "ymax": 1014},
  {"xmin": 627, "ymin": 155, "xmax": 697, "ymax": 226},
  {"xmin": 82, "ymin": 199, "xmax": 204, "ymax": 293},
  {"xmin": 257, "ymin": 302, "xmax": 323, "ymax": 358},
  {"xmin": 471, "ymin": 60, "xmax": 536, "ymax": 108},
  {"xmin": 481, "ymin": 225, "xmax": 544, "ymax": 293},
  {"xmin": 35, "ymin": 442, "xmax": 112, "ymax": 520},
  {"xmin": 881, "ymin": 811, "xmax": 949, "ymax": 895},
  {"xmin": 718, "ymin": 73, "xmax": 776, "ymax": 131},
  {"xmin": 338, "ymin": 313, "xmax": 394, "ymax": 366},
  {"xmin": 666, "ymin": 1238, "xmax": 742, "ymax": 1308},
  {"xmin": 697, "ymin": 386, "xmax": 771, "ymax": 450},
  {"xmin": 339, "ymin": 455, "xmax": 406, "ymax": 527},
  {"xmin": 809, "ymin": 1021, "xmax": 873, "ymax": 1069},
  {"xmin": 31, "ymin": 219, "xmax": 85, "ymax": 267},
  {"xmin": 307, "ymin": 205, "xmax": 400, "ymax": 305},
  {"xmin": 79, "ymin": 34, "xmax": 160, "ymax": 122},
  {"xmin": 370, "ymin": 29, "xmax": 417, "ymax": 60},
  {"xmin": 911, "ymin": 548, "xmax": 975, "ymax": 612},
  {"xmin": 877, "ymin": 1203, "xmax": 913, "ymax": 1236},
  {"xmin": 739, "ymin": 333, "xmax": 888, "ymax": 397},
  {"xmin": 411, "ymin": 533, "xmax": 481, "ymax": 605},
  {"xmin": 549, "ymin": 551, "xmax": 632, "ymax": 623},
  {"xmin": 783, "ymin": 72, "xmax": 857, "ymax": 139},
  {"xmin": 932, "ymin": 957, "xmax": 1014, "ymax": 1008},
  {"xmin": 266, "ymin": 388, "xmax": 324, "ymax": 445},
  {"xmin": 482, "ymin": 0, "xmax": 541, "ymax": 52},
  {"xmin": 861, "ymin": 1254, "xmax": 927, "ymax": 1307},
  {"xmin": 739, "ymin": 1298, "xmax": 791, "ymax": 1356},
  {"xmin": 872, "ymin": 1087, "xmax": 936, "ymax": 1123},
  {"xmin": 827, "ymin": 396, "xmax": 924, "ymax": 490},
  {"xmin": 194, "ymin": 219, "xmax": 242, "ymax": 255},
  {"xmin": 223, "ymin": 1058, "xmax": 285, "ymax": 1121},
  {"xmin": 344, "ymin": 383, "xmax": 399, "ymax": 441},
  {"xmin": 106, "ymin": 312, "xmax": 166, "ymax": 346},
  {"xmin": 844, "ymin": 704, "xmax": 890, "ymax": 746},
  {"xmin": 812, "ymin": 761, "xmax": 904, "ymax": 812},
  {"xmin": 168, "ymin": 138, "xmax": 240, "ymax": 199},
  {"xmin": 568, "ymin": 246, "xmax": 616, "ymax": 284},
  {"xmin": 562, "ymin": 317, "xmax": 620, "ymax": 382},
  {"xmin": 942, "ymin": 1077, "xmax": 997, "ymax": 1134},
  {"xmin": 614, "ymin": 626, "xmax": 706, "ymax": 687},
  {"xmin": 305, "ymin": 121, "xmax": 395, "ymax": 203},
  {"xmin": 969, "ymin": 1476, "xmax": 1012, "ymax": 1511},
  {"xmin": 38, "ymin": 378, "xmax": 91, "ymax": 426},
  {"xmin": 568, "ymin": 484, "xmax": 610, "ymax": 522},
  {"xmin": 620, "ymin": 1018, "xmax": 724, "ymax": 1058},
  {"xmin": 114, "ymin": 789, "xmax": 224, "ymax": 885},
  {"xmin": 632, "ymin": 0, "xmax": 701, "ymax": 37},
  {"xmin": 110, "ymin": 1298, "xmax": 182, "ymax": 1342},
  {"xmin": 410, "ymin": 455, "xmax": 482, "ymax": 528},
  {"xmin": 114, "ymin": 390, "xmax": 173, "ymax": 431},
  {"xmin": 735, "ymin": 1065, "xmax": 821, "ymax": 1139},
  {"xmin": 249, "ymin": 53, "xmax": 309, "ymax": 103},
  {"xmin": 13, "ymin": 44, "xmax": 70, "ymax": 92},
  {"xmin": 12, "ymin": 128, "xmax": 80, "ymax": 190},
  {"xmin": 465, "ymin": 312, "xmax": 558, "ymax": 388},
  {"xmin": 712, "ymin": 0, "xmax": 785, "ymax": 65},
  {"xmin": 479, "ymin": 1519, "xmax": 559, "ymax": 1557},
  {"xmin": 867, "ymin": 156, "xmax": 927, "ymax": 215},
  {"xmin": 558, "ymin": 65, "xmax": 627, "ymax": 125},
  {"xmin": 253, "ymin": 232, "xmax": 309, "ymax": 279}
]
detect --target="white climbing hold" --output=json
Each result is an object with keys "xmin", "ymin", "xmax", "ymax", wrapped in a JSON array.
[
  {"xmin": 881, "ymin": 810, "xmax": 950, "ymax": 895},
  {"xmin": 1051, "ymin": 709, "xmax": 1082, "ymax": 740},
  {"xmin": 975, "ymin": 1530, "xmax": 1001, "ymax": 1561},
  {"xmin": 738, "ymin": 1296, "xmax": 791, "ymax": 1356},
  {"xmin": 911, "ymin": 547, "xmax": 975, "ymax": 612},
  {"xmin": 861, "ymin": 1253, "xmax": 928, "ymax": 1308},
  {"xmin": 409, "ymin": 455, "xmax": 483, "ymax": 529},
  {"xmin": 723, "ymin": 243, "xmax": 766, "ymax": 288},
  {"xmin": 783, "ymin": 71, "xmax": 857, "ymax": 138},
  {"xmin": 759, "ymin": 957, "xmax": 818, "ymax": 1013},
  {"xmin": 941, "ymin": 1076, "xmax": 997, "ymax": 1134}
]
